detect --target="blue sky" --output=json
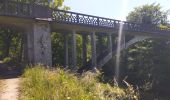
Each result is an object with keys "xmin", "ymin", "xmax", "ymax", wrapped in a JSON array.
[{"xmin": 64, "ymin": 0, "xmax": 170, "ymax": 21}]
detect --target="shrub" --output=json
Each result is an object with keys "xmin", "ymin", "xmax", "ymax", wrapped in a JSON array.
[
  {"xmin": 20, "ymin": 65, "xmax": 139, "ymax": 100},
  {"xmin": 2, "ymin": 57, "xmax": 12, "ymax": 64}
]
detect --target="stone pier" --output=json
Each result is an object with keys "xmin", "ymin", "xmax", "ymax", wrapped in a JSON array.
[
  {"xmin": 91, "ymin": 32, "xmax": 97, "ymax": 69},
  {"xmin": 108, "ymin": 33, "xmax": 113, "ymax": 54},
  {"xmin": 82, "ymin": 34, "xmax": 87, "ymax": 67},
  {"xmin": 71, "ymin": 30, "xmax": 77, "ymax": 69},
  {"xmin": 64, "ymin": 34, "xmax": 69, "ymax": 68},
  {"xmin": 25, "ymin": 21, "xmax": 52, "ymax": 67}
]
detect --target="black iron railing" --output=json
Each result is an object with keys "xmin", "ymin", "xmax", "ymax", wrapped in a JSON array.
[
  {"xmin": 0, "ymin": 0, "xmax": 51, "ymax": 18},
  {"xmin": 52, "ymin": 9, "xmax": 121, "ymax": 28},
  {"xmin": 0, "ymin": 0, "xmax": 33, "ymax": 18},
  {"xmin": 0, "ymin": 0, "xmax": 169, "ymax": 34}
]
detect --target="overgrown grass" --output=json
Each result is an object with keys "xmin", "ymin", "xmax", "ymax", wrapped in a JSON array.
[{"xmin": 20, "ymin": 65, "xmax": 139, "ymax": 100}]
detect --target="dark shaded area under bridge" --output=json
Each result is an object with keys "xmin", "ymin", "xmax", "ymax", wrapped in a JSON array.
[{"xmin": 0, "ymin": 0, "xmax": 170, "ymax": 71}]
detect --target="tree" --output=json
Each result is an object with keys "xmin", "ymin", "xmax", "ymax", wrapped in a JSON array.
[
  {"xmin": 0, "ymin": 28, "xmax": 22, "ymax": 63},
  {"xmin": 18, "ymin": 0, "xmax": 69, "ymax": 9},
  {"xmin": 126, "ymin": 3, "xmax": 170, "ymax": 95},
  {"xmin": 127, "ymin": 3, "xmax": 168, "ymax": 25}
]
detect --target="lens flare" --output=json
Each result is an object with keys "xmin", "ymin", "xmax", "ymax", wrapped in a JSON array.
[{"xmin": 115, "ymin": 0, "xmax": 129, "ymax": 84}]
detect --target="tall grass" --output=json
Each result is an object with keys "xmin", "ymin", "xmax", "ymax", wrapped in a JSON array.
[{"xmin": 20, "ymin": 65, "xmax": 139, "ymax": 100}]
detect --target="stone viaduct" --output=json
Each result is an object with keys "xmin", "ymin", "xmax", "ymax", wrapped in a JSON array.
[{"xmin": 0, "ymin": 0, "xmax": 170, "ymax": 70}]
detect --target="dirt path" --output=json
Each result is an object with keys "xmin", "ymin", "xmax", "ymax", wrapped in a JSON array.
[{"xmin": 0, "ymin": 78, "xmax": 20, "ymax": 100}]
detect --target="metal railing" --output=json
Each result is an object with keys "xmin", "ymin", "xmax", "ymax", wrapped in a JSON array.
[
  {"xmin": 0, "ymin": 0, "xmax": 169, "ymax": 34},
  {"xmin": 0, "ymin": 0, "xmax": 51, "ymax": 18}
]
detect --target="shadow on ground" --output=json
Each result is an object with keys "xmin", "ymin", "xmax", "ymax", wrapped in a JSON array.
[{"xmin": 0, "ymin": 61, "xmax": 23, "ymax": 79}]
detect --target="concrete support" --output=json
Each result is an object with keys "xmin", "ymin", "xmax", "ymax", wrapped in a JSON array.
[
  {"xmin": 25, "ymin": 21, "xmax": 52, "ymax": 67},
  {"xmin": 91, "ymin": 32, "xmax": 97, "ymax": 69},
  {"xmin": 98, "ymin": 35, "xmax": 103, "ymax": 54},
  {"xmin": 24, "ymin": 26, "xmax": 34, "ymax": 65},
  {"xmin": 23, "ymin": 32, "xmax": 29, "ymax": 64},
  {"xmin": 122, "ymin": 32, "xmax": 126, "ymax": 49},
  {"xmin": 64, "ymin": 34, "xmax": 69, "ymax": 67},
  {"xmin": 108, "ymin": 34, "xmax": 113, "ymax": 54},
  {"xmin": 82, "ymin": 34, "xmax": 87, "ymax": 66},
  {"xmin": 71, "ymin": 30, "xmax": 77, "ymax": 69},
  {"xmin": 98, "ymin": 34, "xmax": 113, "ymax": 68}
]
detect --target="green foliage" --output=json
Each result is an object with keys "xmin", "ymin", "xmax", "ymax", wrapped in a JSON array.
[
  {"xmin": 51, "ymin": 33, "xmax": 92, "ymax": 67},
  {"xmin": 126, "ymin": 39, "xmax": 170, "ymax": 95},
  {"xmin": 0, "ymin": 28, "xmax": 23, "ymax": 63},
  {"xmin": 126, "ymin": 3, "xmax": 170, "ymax": 95},
  {"xmin": 19, "ymin": 0, "xmax": 70, "ymax": 9},
  {"xmin": 96, "ymin": 35, "xmax": 108, "ymax": 54},
  {"xmin": 76, "ymin": 35, "xmax": 83, "ymax": 66},
  {"xmin": 2, "ymin": 57, "xmax": 12, "ymax": 64},
  {"xmin": 20, "ymin": 66, "xmax": 139, "ymax": 100},
  {"xmin": 51, "ymin": 32, "xmax": 65, "ymax": 65},
  {"xmin": 159, "ymin": 24, "xmax": 170, "ymax": 30},
  {"xmin": 126, "ymin": 3, "xmax": 168, "ymax": 25}
]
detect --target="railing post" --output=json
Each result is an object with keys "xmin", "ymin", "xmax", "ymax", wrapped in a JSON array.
[
  {"xmin": 4, "ymin": 0, "xmax": 7, "ymax": 15},
  {"xmin": 31, "ymin": 3, "xmax": 35, "ymax": 18},
  {"xmin": 17, "ymin": 0, "xmax": 19, "ymax": 16},
  {"xmin": 116, "ymin": 21, "xmax": 118, "ymax": 28},
  {"xmin": 71, "ymin": 30, "xmax": 77, "ymax": 70},
  {"xmin": 64, "ymin": 33, "xmax": 69, "ymax": 68},
  {"xmin": 76, "ymin": 14, "xmax": 79, "ymax": 23},
  {"xmin": 113, "ymin": 21, "xmax": 115, "ymax": 28},
  {"xmin": 107, "ymin": 33, "xmax": 112, "ymax": 54},
  {"xmin": 91, "ymin": 32, "xmax": 97, "ymax": 69},
  {"xmin": 127, "ymin": 23, "xmax": 130, "ymax": 31},
  {"xmin": 97, "ymin": 18, "xmax": 99, "ymax": 26},
  {"xmin": 82, "ymin": 34, "xmax": 87, "ymax": 66}
]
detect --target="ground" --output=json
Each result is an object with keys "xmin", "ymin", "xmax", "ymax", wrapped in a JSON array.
[
  {"xmin": 0, "ymin": 78, "xmax": 20, "ymax": 100},
  {"xmin": 0, "ymin": 61, "xmax": 21, "ymax": 100}
]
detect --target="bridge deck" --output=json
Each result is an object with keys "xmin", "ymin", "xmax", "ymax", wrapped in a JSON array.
[{"xmin": 0, "ymin": 0, "xmax": 169, "ymax": 36}]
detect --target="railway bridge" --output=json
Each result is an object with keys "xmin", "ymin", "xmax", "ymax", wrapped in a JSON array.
[{"xmin": 0, "ymin": 0, "xmax": 170, "ymax": 70}]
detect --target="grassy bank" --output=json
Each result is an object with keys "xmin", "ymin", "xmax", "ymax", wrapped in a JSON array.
[{"xmin": 20, "ymin": 65, "xmax": 138, "ymax": 100}]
